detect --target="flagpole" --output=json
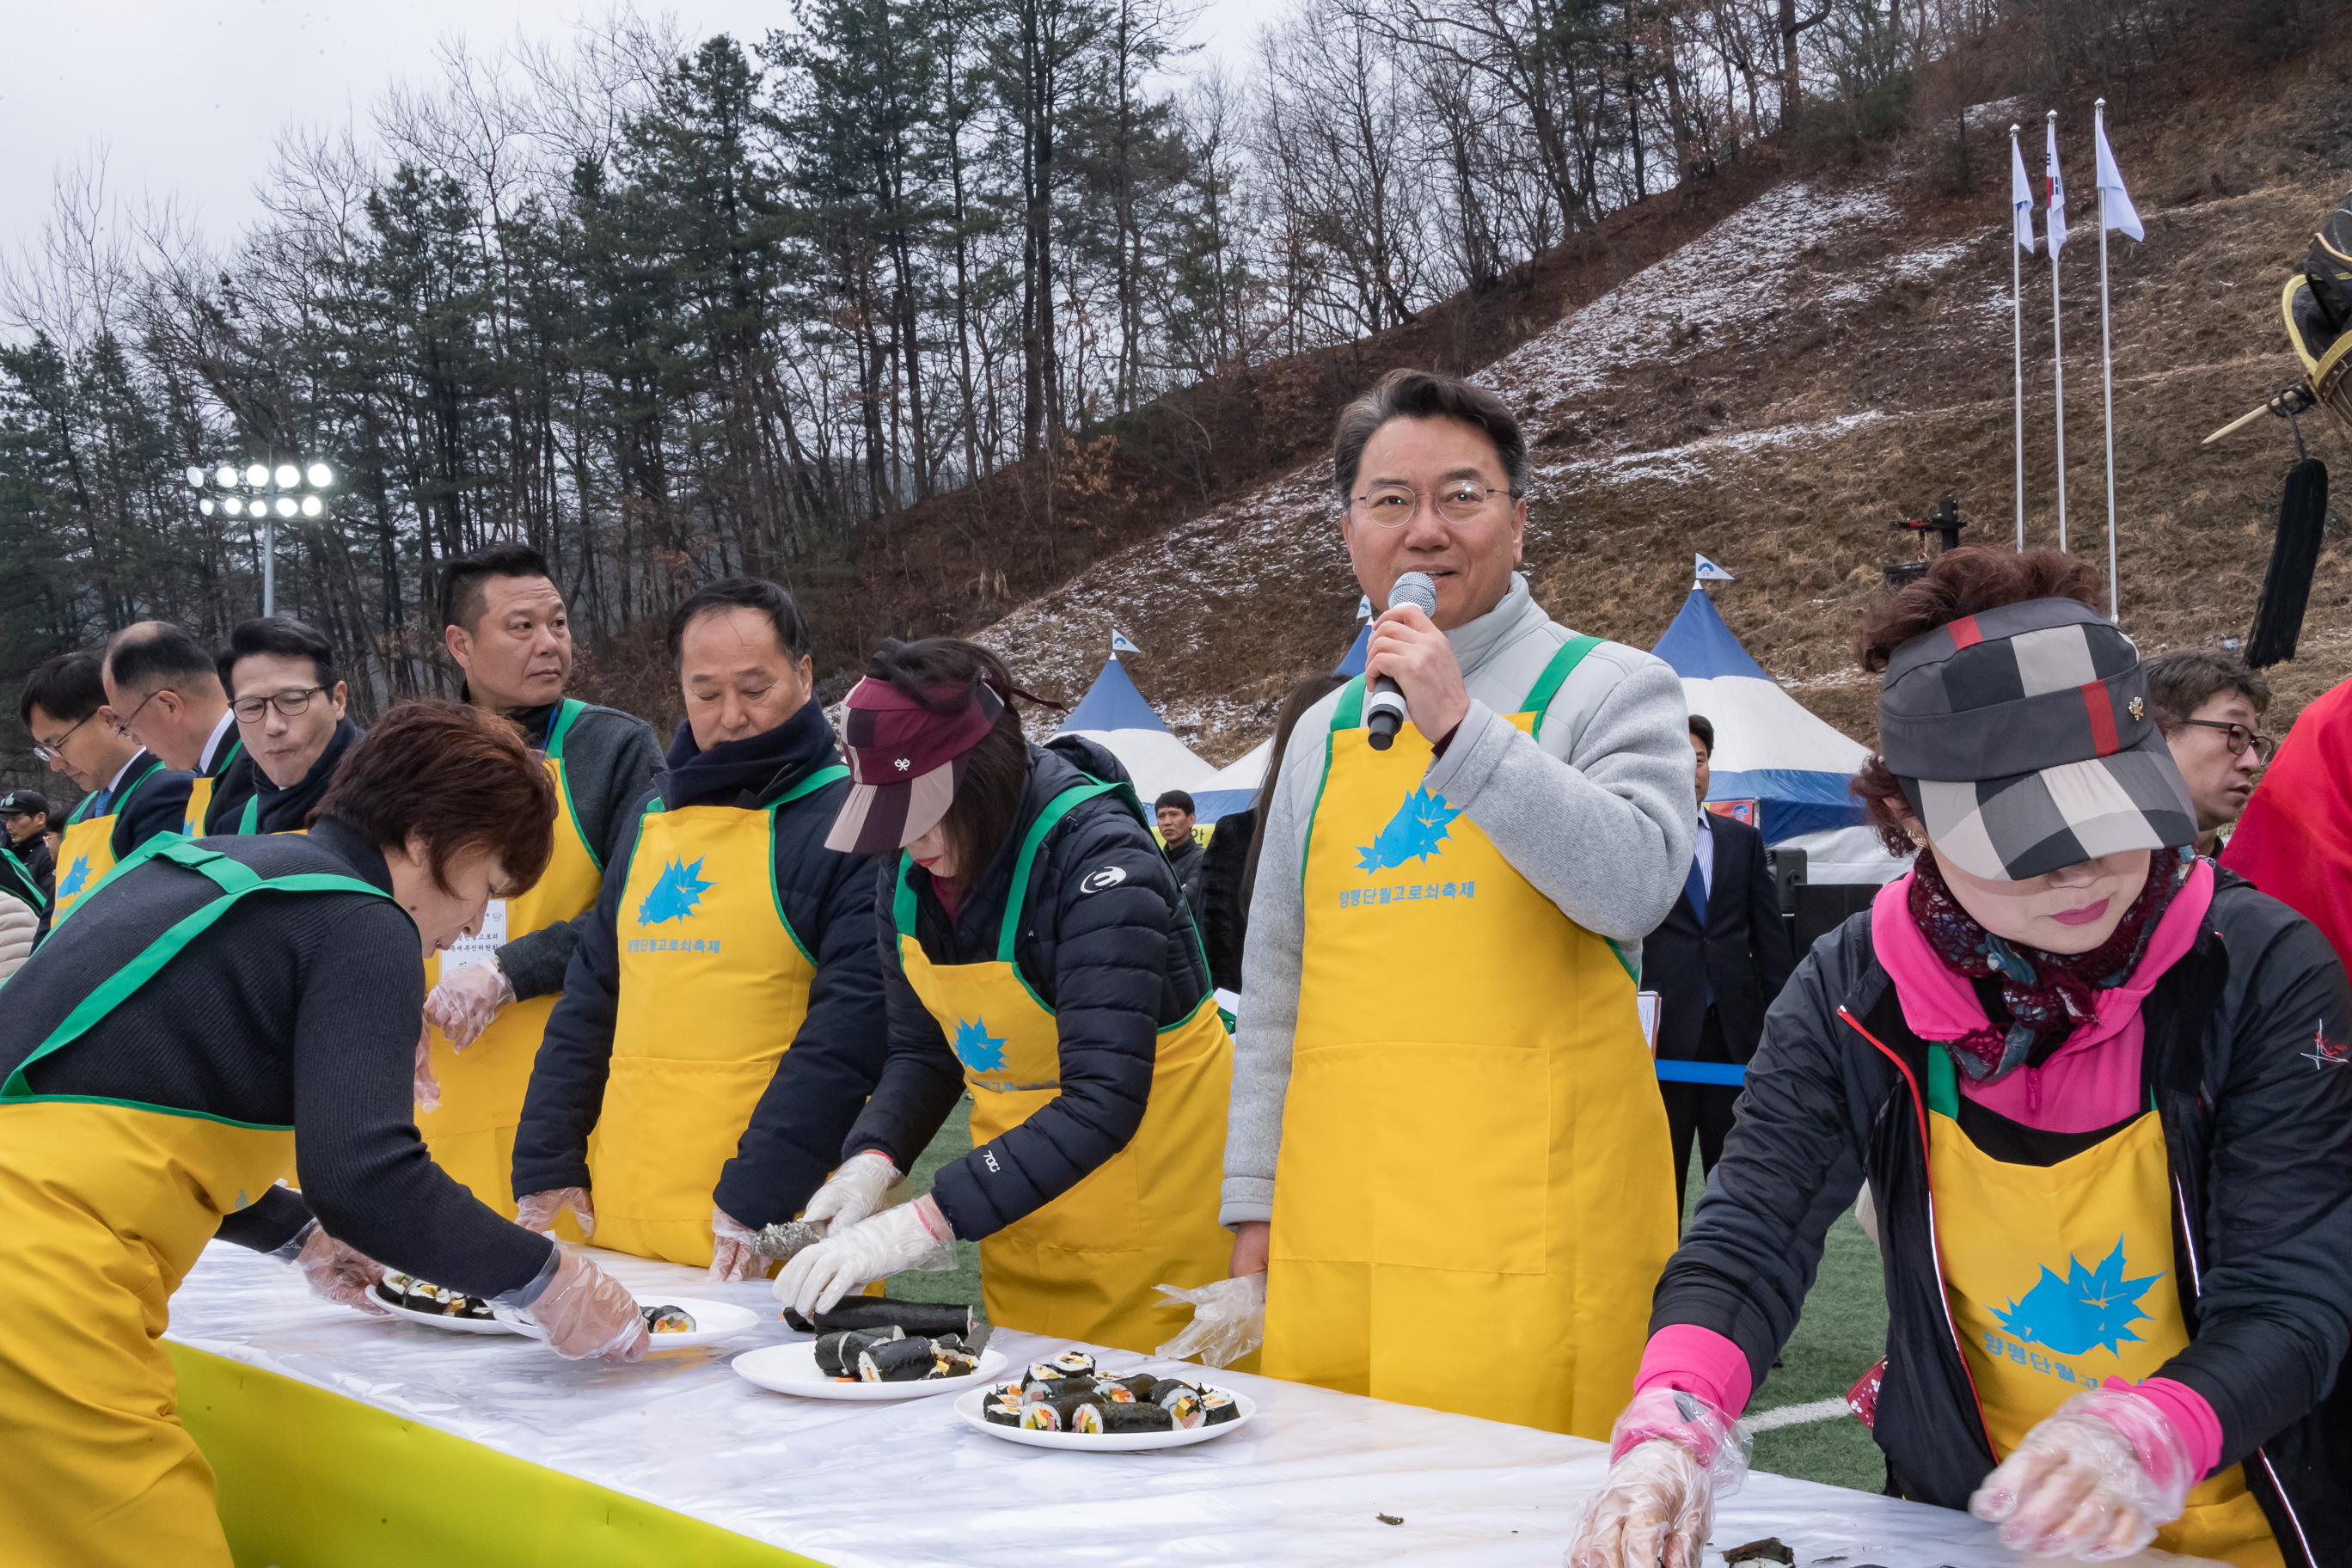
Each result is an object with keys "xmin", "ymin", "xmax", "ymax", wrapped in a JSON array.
[
  {"xmin": 2048, "ymin": 110, "xmax": 2068, "ymax": 554},
  {"xmin": 2096, "ymin": 99, "xmax": 2119, "ymax": 623},
  {"xmin": 2012, "ymin": 123, "xmax": 2026, "ymax": 552}
]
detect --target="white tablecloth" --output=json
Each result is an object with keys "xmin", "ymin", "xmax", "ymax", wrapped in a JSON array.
[{"xmin": 164, "ymin": 1241, "xmax": 2209, "ymax": 1566}]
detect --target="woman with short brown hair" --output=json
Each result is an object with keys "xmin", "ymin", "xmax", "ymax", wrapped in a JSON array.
[
  {"xmin": 1571, "ymin": 549, "xmax": 2350, "ymax": 1566},
  {"xmin": 0, "ymin": 699, "xmax": 651, "ymax": 1568}
]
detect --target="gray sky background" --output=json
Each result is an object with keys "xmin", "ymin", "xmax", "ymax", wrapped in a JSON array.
[{"xmin": 2, "ymin": 0, "xmax": 1258, "ymax": 259}]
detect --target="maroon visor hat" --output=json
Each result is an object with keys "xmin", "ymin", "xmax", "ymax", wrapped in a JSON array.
[{"xmin": 825, "ymin": 678, "xmax": 1006, "ymax": 854}]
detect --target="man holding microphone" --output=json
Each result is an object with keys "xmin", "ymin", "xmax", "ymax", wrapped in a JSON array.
[{"xmin": 1224, "ymin": 369, "xmax": 1694, "ymax": 1438}]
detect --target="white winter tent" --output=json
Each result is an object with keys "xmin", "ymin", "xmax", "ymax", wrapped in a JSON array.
[
  {"xmin": 1053, "ymin": 654, "xmax": 1217, "ymax": 805},
  {"xmin": 1651, "ymin": 585, "xmax": 1910, "ymax": 885}
]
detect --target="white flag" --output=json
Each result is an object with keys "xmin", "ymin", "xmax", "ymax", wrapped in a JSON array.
[
  {"xmin": 2044, "ymin": 117, "xmax": 2069, "ymax": 255},
  {"xmin": 2093, "ymin": 115, "xmax": 2144, "ymax": 242},
  {"xmin": 1694, "ymin": 554, "xmax": 1737, "ymax": 583},
  {"xmin": 2010, "ymin": 133, "xmax": 2037, "ymax": 253},
  {"xmin": 1355, "ymin": 595, "xmax": 1373, "ymax": 622},
  {"xmin": 1111, "ymin": 628, "xmax": 1142, "ymax": 655}
]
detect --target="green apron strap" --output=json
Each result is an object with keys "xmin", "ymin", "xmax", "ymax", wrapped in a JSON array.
[
  {"xmin": 542, "ymin": 697, "xmax": 584, "ymax": 761},
  {"xmin": 212, "ymin": 738, "xmax": 245, "ymax": 776},
  {"xmin": 1519, "ymin": 634, "xmax": 1603, "ymax": 738},
  {"xmin": 893, "ymin": 852, "xmax": 920, "ymax": 937},
  {"xmin": 772, "ymin": 763, "xmax": 850, "ymax": 808},
  {"xmin": 0, "ymin": 846, "xmax": 47, "ymax": 913},
  {"xmin": 1926, "ymin": 1044, "xmax": 1960, "ymax": 1119},
  {"xmin": 3, "ymin": 838, "xmax": 399, "ymax": 1099},
  {"xmin": 238, "ymin": 793, "xmax": 263, "ymax": 836},
  {"xmin": 997, "ymin": 782, "xmax": 1122, "ymax": 965},
  {"xmin": 1332, "ymin": 677, "xmax": 1366, "ymax": 732},
  {"xmin": 112, "ymin": 757, "xmax": 167, "ymax": 812}
]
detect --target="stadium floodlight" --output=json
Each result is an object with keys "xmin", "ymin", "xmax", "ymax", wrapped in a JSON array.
[
  {"xmin": 306, "ymin": 462, "xmax": 333, "ymax": 487},
  {"xmin": 244, "ymin": 463, "xmax": 268, "ymax": 487},
  {"xmin": 300, "ymin": 494, "xmax": 322, "ymax": 518},
  {"xmin": 273, "ymin": 463, "xmax": 299, "ymax": 488},
  {"xmin": 183, "ymin": 453, "xmax": 336, "ymax": 616},
  {"xmin": 199, "ymin": 499, "xmax": 215, "ymax": 517},
  {"xmin": 224, "ymin": 496, "xmax": 244, "ymax": 517},
  {"xmin": 216, "ymin": 465, "xmax": 238, "ymax": 487},
  {"xmin": 273, "ymin": 496, "xmax": 297, "ymax": 518},
  {"xmin": 185, "ymin": 466, "xmax": 205, "ymax": 488}
]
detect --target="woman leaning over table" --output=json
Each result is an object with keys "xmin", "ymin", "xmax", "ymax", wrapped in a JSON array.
[
  {"xmin": 1571, "ymin": 548, "xmax": 2351, "ymax": 1568},
  {"xmin": 0, "ymin": 701, "xmax": 648, "ymax": 1568}
]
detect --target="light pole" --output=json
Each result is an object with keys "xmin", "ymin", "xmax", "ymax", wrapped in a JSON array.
[{"xmin": 184, "ymin": 460, "xmax": 335, "ymax": 616}]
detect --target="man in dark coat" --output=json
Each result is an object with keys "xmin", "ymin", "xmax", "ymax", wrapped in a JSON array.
[
  {"xmin": 1641, "ymin": 714, "xmax": 1794, "ymax": 1213},
  {"xmin": 1155, "ymin": 789, "xmax": 1207, "ymax": 922}
]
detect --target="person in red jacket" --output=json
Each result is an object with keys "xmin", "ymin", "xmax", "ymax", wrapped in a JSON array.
[{"xmin": 2220, "ymin": 675, "xmax": 2352, "ymax": 971}]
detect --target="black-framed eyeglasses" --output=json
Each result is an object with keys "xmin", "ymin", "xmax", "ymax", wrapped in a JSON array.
[
  {"xmin": 1351, "ymin": 481, "xmax": 1520, "ymax": 528},
  {"xmin": 232, "ymin": 686, "xmax": 330, "ymax": 724},
  {"xmin": 32, "ymin": 709, "xmax": 97, "ymax": 763},
  {"xmin": 110, "ymin": 688, "xmax": 165, "ymax": 740},
  {"xmin": 2180, "ymin": 719, "xmax": 2272, "ymax": 761}
]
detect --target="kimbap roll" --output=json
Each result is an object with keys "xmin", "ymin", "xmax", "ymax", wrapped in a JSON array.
[
  {"xmin": 644, "ymin": 1305, "xmax": 696, "ymax": 1335},
  {"xmin": 934, "ymin": 1348, "xmax": 982, "ymax": 1379},
  {"xmin": 1067, "ymin": 1400, "xmax": 1112, "ymax": 1435},
  {"xmin": 1199, "ymin": 1389, "xmax": 1240, "ymax": 1426},
  {"xmin": 782, "ymin": 1296, "xmax": 977, "ymax": 1340},
  {"xmin": 1020, "ymin": 1402, "xmax": 1063, "ymax": 1432},
  {"xmin": 1159, "ymin": 1389, "xmax": 1204, "ymax": 1428},
  {"xmin": 859, "ymin": 1336, "xmax": 942, "ymax": 1382},
  {"xmin": 1099, "ymin": 1403, "xmax": 1176, "ymax": 1435},
  {"xmin": 1048, "ymin": 1350, "xmax": 1096, "ymax": 1377},
  {"xmin": 983, "ymin": 1397, "xmax": 1026, "ymax": 1427},
  {"xmin": 1118, "ymin": 1375, "xmax": 1159, "ymax": 1402},
  {"xmin": 814, "ymin": 1326, "xmax": 904, "ymax": 1377}
]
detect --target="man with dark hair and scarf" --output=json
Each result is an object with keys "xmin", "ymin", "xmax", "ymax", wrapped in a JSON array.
[
  {"xmin": 1569, "ymin": 548, "xmax": 2350, "ymax": 1568},
  {"xmin": 511, "ymin": 578, "xmax": 887, "ymax": 1280}
]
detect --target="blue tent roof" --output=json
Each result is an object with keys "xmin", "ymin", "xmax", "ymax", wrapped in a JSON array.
[
  {"xmin": 1061, "ymin": 656, "xmax": 1169, "ymax": 734},
  {"xmin": 1652, "ymin": 588, "xmax": 1871, "ymax": 842}
]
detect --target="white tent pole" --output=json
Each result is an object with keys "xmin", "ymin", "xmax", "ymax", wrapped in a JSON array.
[
  {"xmin": 2011, "ymin": 123, "xmax": 2025, "ymax": 552},
  {"xmin": 2049, "ymin": 110, "xmax": 2067, "ymax": 554},
  {"xmin": 2096, "ymin": 98, "xmax": 2119, "ymax": 623}
]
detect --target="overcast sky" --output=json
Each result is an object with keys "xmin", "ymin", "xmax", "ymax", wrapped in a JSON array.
[{"xmin": 2, "ymin": 0, "xmax": 1260, "ymax": 256}]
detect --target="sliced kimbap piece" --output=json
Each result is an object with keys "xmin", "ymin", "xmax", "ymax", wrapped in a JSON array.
[
  {"xmin": 931, "ymin": 1349, "xmax": 981, "ymax": 1380},
  {"xmin": 1023, "ymin": 1363, "xmax": 1069, "ymax": 1391},
  {"xmin": 1068, "ymin": 1400, "xmax": 1110, "ymax": 1435},
  {"xmin": 1048, "ymin": 1349, "xmax": 1096, "ymax": 1377},
  {"xmin": 983, "ymin": 1397, "xmax": 1026, "ymax": 1426},
  {"xmin": 1159, "ymin": 1389, "xmax": 1204, "ymax": 1428},
  {"xmin": 1199, "ymin": 1389, "xmax": 1240, "ymax": 1425},
  {"xmin": 1147, "ymin": 1378, "xmax": 1199, "ymax": 1406},
  {"xmin": 644, "ymin": 1304, "xmax": 696, "ymax": 1334},
  {"xmin": 1117, "ymin": 1374, "xmax": 1159, "ymax": 1402},
  {"xmin": 1020, "ymin": 1402, "xmax": 1063, "ymax": 1432}
]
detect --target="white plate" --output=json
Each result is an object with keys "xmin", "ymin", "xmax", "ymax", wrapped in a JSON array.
[
  {"xmin": 370, "ymin": 1284, "xmax": 518, "ymax": 1335},
  {"xmin": 499, "ymin": 1295, "xmax": 763, "ymax": 1352},
  {"xmin": 732, "ymin": 1340, "xmax": 1008, "ymax": 1400},
  {"xmin": 952, "ymin": 1384, "xmax": 1257, "ymax": 1450}
]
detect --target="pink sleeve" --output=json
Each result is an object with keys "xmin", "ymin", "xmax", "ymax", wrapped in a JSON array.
[
  {"xmin": 1634, "ymin": 1324, "xmax": 1754, "ymax": 1418},
  {"xmin": 2114, "ymin": 1376, "xmax": 2224, "ymax": 1483}
]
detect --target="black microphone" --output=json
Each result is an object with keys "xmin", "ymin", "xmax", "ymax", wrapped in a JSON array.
[{"xmin": 1365, "ymin": 572, "xmax": 1437, "ymax": 751}]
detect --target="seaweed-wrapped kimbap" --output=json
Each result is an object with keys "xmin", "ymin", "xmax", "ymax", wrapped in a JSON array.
[
  {"xmin": 644, "ymin": 1305, "xmax": 696, "ymax": 1335},
  {"xmin": 1199, "ymin": 1389, "xmax": 1240, "ymax": 1426},
  {"xmin": 1048, "ymin": 1350, "xmax": 1096, "ymax": 1378},
  {"xmin": 782, "ymin": 1296, "xmax": 977, "ymax": 1339},
  {"xmin": 814, "ymin": 1326, "xmax": 904, "ymax": 1378},
  {"xmin": 1098, "ymin": 1402, "xmax": 1176, "ymax": 1435}
]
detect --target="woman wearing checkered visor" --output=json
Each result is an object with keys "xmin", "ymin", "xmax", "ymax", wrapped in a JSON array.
[{"xmin": 1571, "ymin": 548, "xmax": 2349, "ymax": 1567}]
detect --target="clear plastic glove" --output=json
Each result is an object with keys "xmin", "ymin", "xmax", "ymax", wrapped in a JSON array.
[
  {"xmin": 424, "ymin": 958, "xmax": 513, "ymax": 1052},
  {"xmin": 514, "ymin": 1186, "xmax": 596, "ymax": 1239},
  {"xmin": 413, "ymin": 1021, "xmax": 440, "ymax": 1114},
  {"xmin": 1565, "ymin": 1388, "xmax": 1752, "ymax": 1568},
  {"xmin": 284, "ymin": 1220, "xmax": 389, "ymax": 1315},
  {"xmin": 773, "ymin": 1195, "xmax": 952, "ymax": 1319},
  {"xmin": 800, "ymin": 1150, "xmax": 900, "ymax": 1234},
  {"xmin": 709, "ymin": 1206, "xmax": 762, "ymax": 1283},
  {"xmin": 1969, "ymin": 1387, "xmax": 2194, "ymax": 1560},
  {"xmin": 1153, "ymin": 1274, "xmax": 1265, "ymax": 1368},
  {"xmin": 496, "ymin": 1247, "xmax": 647, "ymax": 1363}
]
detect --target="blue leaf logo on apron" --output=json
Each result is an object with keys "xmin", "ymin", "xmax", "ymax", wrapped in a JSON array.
[
  {"xmin": 1357, "ymin": 787, "xmax": 1462, "ymax": 872},
  {"xmin": 58, "ymin": 857, "xmax": 89, "ymax": 898},
  {"xmin": 635, "ymin": 857, "xmax": 714, "ymax": 926},
  {"xmin": 1994, "ymin": 1236, "xmax": 2165, "ymax": 1356},
  {"xmin": 952, "ymin": 1015, "xmax": 1008, "ymax": 1072}
]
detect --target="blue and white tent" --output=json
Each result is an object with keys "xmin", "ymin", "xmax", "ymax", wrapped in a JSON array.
[
  {"xmin": 1334, "ymin": 596, "xmax": 1374, "ymax": 677},
  {"xmin": 1054, "ymin": 655, "xmax": 1217, "ymax": 806},
  {"xmin": 1652, "ymin": 586, "xmax": 1873, "ymax": 845}
]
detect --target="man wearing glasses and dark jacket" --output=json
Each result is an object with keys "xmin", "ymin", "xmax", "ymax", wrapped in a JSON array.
[
  {"xmin": 220, "ymin": 617, "xmax": 359, "ymax": 834},
  {"xmin": 2145, "ymin": 651, "xmax": 2270, "ymax": 859}
]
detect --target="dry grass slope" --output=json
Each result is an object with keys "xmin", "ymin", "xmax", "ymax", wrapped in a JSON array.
[{"xmin": 975, "ymin": 42, "xmax": 2352, "ymax": 764}]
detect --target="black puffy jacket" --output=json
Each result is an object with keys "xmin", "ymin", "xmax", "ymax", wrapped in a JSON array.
[
  {"xmin": 845, "ymin": 736, "xmax": 1214, "ymax": 1240},
  {"xmin": 1653, "ymin": 869, "xmax": 2352, "ymax": 1563},
  {"xmin": 512, "ymin": 698, "xmax": 888, "ymax": 1227}
]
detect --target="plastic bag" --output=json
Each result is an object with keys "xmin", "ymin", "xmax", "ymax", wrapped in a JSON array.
[{"xmin": 1152, "ymin": 1274, "xmax": 1265, "ymax": 1369}]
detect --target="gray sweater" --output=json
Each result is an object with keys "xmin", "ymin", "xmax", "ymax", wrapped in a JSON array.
[
  {"xmin": 1220, "ymin": 575, "xmax": 1695, "ymax": 1226},
  {"xmin": 493, "ymin": 700, "xmax": 665, "ymax": 1000}
]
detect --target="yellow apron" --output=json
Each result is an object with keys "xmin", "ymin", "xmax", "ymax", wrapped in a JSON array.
[
  {"xmin": 0, "ymin": 836, "xmax": 395, "ymax": 1568},
  {"xmin": 1265, "ymin": 640, "xmax": 1676, "ymax": 1437},
  {"xmin": 891, "ymin": 780, "xmax": 1234, "ymax": 1355},
  {"xmin": 417, "ymin": 701, "xmax": 608, "ymax": 1217},
  {"xmin": 180, "ymin": 739, "xmax": 243, "ymax": 838},
  {"xmin": 583, "ymin": 767, "xmax": 845, "ymax": 1266},
  {"xmin": 1928, "ymin": 1049, "xmax": 2282, "ymax": 1565},
  {"xmin": 53, "ymin": 757, "xmax": 165, "ymax": 923}
]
